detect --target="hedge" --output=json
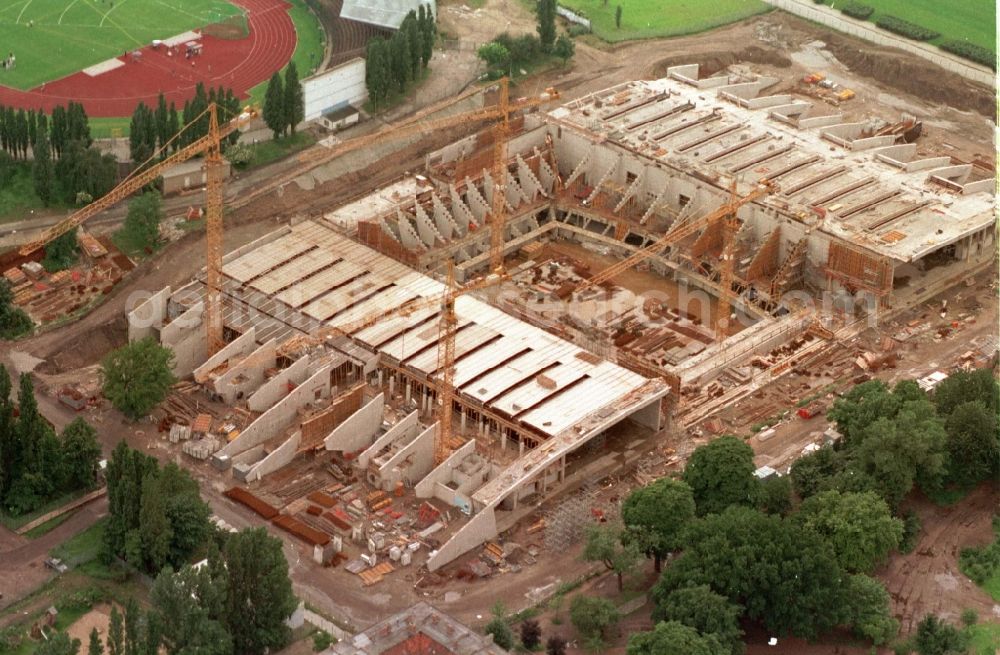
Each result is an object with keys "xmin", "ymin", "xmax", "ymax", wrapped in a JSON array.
[
  {"xmin": 875, "ymin": 15, "xmax": 940, "ymax": 41},
  {"xmin": 840, "ymin": 2, "xmax": 873, "ymax": 20},
  {"xmin": 940, "ymin": 40, "xmax": 996, "ymax": 70}
]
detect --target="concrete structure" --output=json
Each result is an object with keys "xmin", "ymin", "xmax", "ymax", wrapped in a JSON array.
[
  {"xmin": 132, "ymin": 69, "xmax": 994, "ymax": 572},
  {"xmin": 327, "ymin": 601, "xmax": 505, "ymax": 655},
  {"xmin": 160, "ymin": 159, "xmax": 232, "ymax": 195},
  {"xmin": 303, "ymin": 58, "xmax": 367, "ymax": 122},
  {"xmin": 339, "ymin": 0, "xmax": 435, "ymax": 30}
]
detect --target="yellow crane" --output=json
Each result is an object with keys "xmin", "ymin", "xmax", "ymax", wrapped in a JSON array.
[{"xmin": 19, "ymin": 103, "xmax": 258, "ymax": 355}]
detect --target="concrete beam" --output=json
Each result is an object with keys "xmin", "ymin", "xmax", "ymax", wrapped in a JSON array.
[
  {"xmin": 427, "ymin": 505, "xmax": 497, "ymax": 572},
  {"xmin": 377, "ymin": 424, "xmax": 436, "ymax": 487},
  {"xmin": 247, "ymin": 431, "xmax": 301, "ymax": 482},
  {"xmin": 356, "ymin": 411, "xmax": 420, "ymax": 469},
  {"xmin": 160, "ymin": 301, "xmax": 206, "ymax": 379},
  {"xmin": 248, "ymin": 355, "xmax": 310, "ymax": 412},
  {"xmin": 415, "ymin": 439, "xmax": 477, "ymax": 498},
  {"xmin": 193, "ymin": 328, "xmax": 257, "ymax": 384},
  {"xmin": 324, "ymin": 393, "xmax": 385, "ymax": 452},
  {"xmin": 215, "ymin": 339, "xmax": 277, "ymax": 405}
]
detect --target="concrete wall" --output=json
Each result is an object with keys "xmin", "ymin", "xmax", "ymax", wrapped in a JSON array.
[
  {"xmin": 324, "ymin": 393, "xmax": 385, "ymax": 452},
  {"xmin": 193, "ymin": 328, "xmax": 257, "ymax": 383},
  {"xmin": 224, "ymin": 364, "xmax": 332, "ymax": 456},
  {"xmin": 356, "ymin": 411, "xmax": 420, "ymax": 469},
  {"xmin": 247, "ymin": 431, "xmax": 301, "ymax": 482},
  {"xmin": 427, "ymin": 505, "xmax": 497, "ymax": 572},
  {"xmin": 376, "ymin": 424, "xmax": 436, "ymax": 489},
  {"xmin": 248, "ymin": 355, "xmax": 311, "ymax": 412},
  {"xmin": 415, "ymin": 439, "xmax": 477, "ymax": 498},
  {"xmin": 160, "ymin": 301, "xmax": 206, "ymax": 379},
  {"xmin": 303, "ymin": 58, "xmax": 367, "ymax": 122},
  {"xmin": 215, "ymin": 339, "xmax": 277, "ymax": 405},
  {"xmin": 128, "ymin": 286, "xmax": 170, "ymax": 343}
]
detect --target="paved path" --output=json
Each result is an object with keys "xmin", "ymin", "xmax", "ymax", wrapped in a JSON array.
[{"xmin": 763, "ymin": 0, "xmax": 994, "ymax": 86}]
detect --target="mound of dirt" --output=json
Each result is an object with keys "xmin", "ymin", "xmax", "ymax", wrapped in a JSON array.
[
  {"xmin": 652, "ymin": 46, "xmax": 792, "ymax": 78},
  {"xmin": 822, "ymin": 34, "xmax": 994, "ymax": 120},
  {"xmin": 35, "ymin": 316, "xmax": 127, "ymax": 374}
]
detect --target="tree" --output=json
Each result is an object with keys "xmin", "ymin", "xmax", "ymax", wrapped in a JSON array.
[
  {"xmin": 167, "ymin": 103, "xmax": 180, "ymax": 152},
  {"xmin": 403, "ymin": 13, "xmax": 422, "ymax": 78},
  {"xmin": 263, "ymin": 72, "xmax": 285, "ymax": 139},
  {"xmin": 88, "ymin": 627, "xmax": 104, "ymax": 655},
  {"xmin": 943, "ymin": 400, "xmax": 999, "ymax": 485},
  {"xmin": 155, "ymin": 93, "xmax": 169, "ymax": 152},
  {"xmin": 0, "ymin": 279, "xmax": 33, "ymax": 339},
  {"xmin": 390, "ymin": 30, "xmax": 412, "ymax": 91},
  {"xmin": 485, "ymin": 618, "xmax": 514, "ymax": 650},
  {"xmin": 116, "ymin": 191, "xmax": 164, "ymax": 255},
  {"xmin": 828, "ymin": 379, "xmax": 907, "ymax": 446},
  {"xmin": 108, "ymin": 605, "xmax": 124, "ymax": 655},
  {"xmin": 37, "ymin": 632, "xmax": 82, "ymax": 655},
  {"xmin": 223, "ymin": 528, "xmax": 298, "ymax": 655},
  {"xmin": 151, "ymin": 566, "xmax": 232, "ymax": 655},
  {"xmin": 582, "ymin": 523, "xmax": 641, "ymax": 591},
  {"xmin": 477, "ymin": 42, "xmax": 511, "ymax": 73},
  {"xmin": 124, "ymin": 597, "xmax": 141, "ymax": 655},
  {"xmin": 32, "ymin": 129, "xmax": 54, "ymax": 205},
  {"xmin": 283, "ymin": 62, "xmax": 305, "ymax": 135},
  {"xmin": 853, "ymin": 401, "xmax": 948, "ymax": 508},
  {"xmin": 913, "ymin": 615, "xmax": 969, "ymax": 655},
  {"xmin": 615, "ymin": 4, "xmax": 623, "ymax": 28},
  {"xmin": 789, "ymin": 444, "xmax": 842, "ymax": 499},
  {"xmin": 157, "ymin": 462, "xmax": 211, "ymax": 568},
  {"xmin": 536, "ymin": 0, "xmax": 556, "ymax": 52},
  {"xmin": 757, "ymin": 475, "xmax": 792, "ymax": 515},
  {"xmin": 418, "ymin": 4, "xmax": 435, "ymax": 67},
  {"xmin": 101, "ymin": 337, "xmax": 175, "ymax": 420},
  {"xmin": 546, "ymin": 635, "xmax": 567, "ymax": 655},
  {"xmin": 60, "ymin": 418, "xmax": 101, "ymax": 491},
  {"xmin": 520, "ymin": 618, "xmax": 542, "ymax": 650},
  {"xmin": 795, "ymin": 490, "xmax": 903, "ymax": 573},
  {"xmin": 554, "ymin": 34, "xmax": 575, "ymax": 65},
  {"xmin": 682, "ymin": 436, "xmax": 759, "ymax": 516},
  {"xmin": 569, "ymin": 595, "xmax": 619, "ymax": 645},
  {"xmin": 653, "ymin": 585, "xmax": 744, "ymax": 655},
  {"xmin": 626, "ymin": 621, "xmax": 727, "ymax": 655},
  {"xmin": 42, "ymin": 227, "xmax": 79, "ymax": 273},
  {"xmin": 621, "ymin": 478, "xmax": 695, "ymax": 571},
  {"xmin": 653, "ymin": 507, "xmax": 847, "ymax": 640},
  {"xmin": 842, "ymin": 574, "xmax": 898, "ymax": 646},
  {"xmin": 932, "ymin": 368, "xmax": 998, "ymax": 417},
  {"xmin": 129, "ymin": 102, "xmax": 156, "ymax": 169},
  {"xmin": 139, "ymin": 471, "xmax": 172, "ymax": 572}
]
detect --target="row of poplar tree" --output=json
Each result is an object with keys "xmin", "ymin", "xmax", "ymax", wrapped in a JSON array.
[
  {"xmin": 128, "ymin": 84, "xmax": 243, "ymax": 171},
  {"xmin": 364, "ymin": 5, "xmax": 436, "ymax": 109},
  {"xmin": 261, "ymin": 61, "xmax": 306, "ymax": 140},
  {"xmin": 0, "ymin": 101, "xmax": 90, "ymax": 161}
]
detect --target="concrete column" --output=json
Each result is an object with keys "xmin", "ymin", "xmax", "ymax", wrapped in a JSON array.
[
  {"xmin": 405, "ymin": 381, "xmax": 411, "ymax": 404},
  {"xmin": 378, "ymin": 370, "xmax": 384, "ymax": 387},
  {"xmin": 518, "ymin": 437, "xmax": 525, "ymax": 456},
  {"xmin": 389, "ymin": 374, "xmax": 395, "ymax": 395},
  {"xmin": 500, "ymin": 431, "xmax": 506, "ymax": 451},
  {"xmin": 460, "ymin": 410, "xmax": 466, "ymax": 432}
]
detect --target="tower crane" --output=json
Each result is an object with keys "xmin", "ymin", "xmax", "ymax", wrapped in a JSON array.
[
  {"xmin": 19, "ymin": 103, "xmax": 258, "ymax": 355},
  {"xmin": 555, "ymin": 180, "xmax": 778, "ymax": 337}
]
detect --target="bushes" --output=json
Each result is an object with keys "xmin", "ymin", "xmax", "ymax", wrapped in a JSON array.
[
  {"xmin": 568, "ymin": 24, "xmax": 591, "ymax": 37},
  {"xmin": 940, "ymin": 40, "xmax": 996, "ymax": 70},
  {"xmin": 875, "ymin": 15, "xmax": 939, "ymax": 41},
  {"xmin": 840, "ymin": 2, "xmax": 873, "ymax": 19}
]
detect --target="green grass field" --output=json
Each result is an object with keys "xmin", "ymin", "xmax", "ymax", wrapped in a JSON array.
[
  {"xmin": 827, "ymin": 0, "xmax": 995, "ymax": 51},
  {"xmin": 558, "ymin": 0, "xmax": 771, "ymax": 42},
  {"xmin": 0, "ymin": 0, "xmax": 243, "ymax": 89}
]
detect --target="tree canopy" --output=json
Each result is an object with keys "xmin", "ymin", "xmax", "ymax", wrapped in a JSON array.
[
  {"xmin": 653, "ymin": 585, "xmax": 744, "ymax": 655},
  {"xmin": 570, "ymin": 595, "xmax": 619, "ymax": 646},
  {"xmin": 621, "ymin": 478, "xmax": 695, "ymax": 571},
  {"xmin": 582, "ymin": 522, "xmax": 641, "ymax": 591},
  {"xmin": 682, "ymin": 436, "xmax": 759, "ymax": 516},
  {"xmin": 42, "ymin": 227, "xmax": 79, "ymax": 273},
  {"xmin": 100, "ymin": 337, "xmax": 175, "ymax": 420},
  {"xmin": 626, "ymin": 621, "xmax": 727, "ymax": 655},
  {"xmin": 0, "ymin": 279, "xmax": 33, "ymax": 339},
  {"xmin": 794, "ymin": 490, "xmax": 903, "ymax": 573}
]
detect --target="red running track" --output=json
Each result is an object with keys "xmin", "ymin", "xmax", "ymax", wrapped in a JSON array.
[{"xmin": 0, "ymin": 0, "xmax": 296, "ymax": 117}]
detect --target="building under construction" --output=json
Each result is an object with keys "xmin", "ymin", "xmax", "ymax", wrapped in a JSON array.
[{"xmin": 129, "ymin": 66, "xmax": 995, "ymax": 572}]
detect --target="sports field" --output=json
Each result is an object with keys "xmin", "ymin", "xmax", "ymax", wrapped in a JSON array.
[
  {"xmin": 0, "ymin": 0, "xmax": 244, "ymax": 89},
  {"xmin": 845, "ymin": 0, "xmax": 995, "ymax": 50},
  {"xmin": 558, "ymin": 0, "xmax": 771, "ymax": 42}
]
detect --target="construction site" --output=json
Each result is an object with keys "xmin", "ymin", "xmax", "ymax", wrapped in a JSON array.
[{"xmin": 86, "ymin": 58, "xmax": 991, "ymax": 587}]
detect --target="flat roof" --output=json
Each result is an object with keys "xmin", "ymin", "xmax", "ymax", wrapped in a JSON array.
[
  {"xmin": 169, "ymin": 219, "xmax": 666, "ymax": 442},
  {"xmin": 339, "ymin": 0, "xmax": 435, "ymax": 30},
  {"xmin": 549, "ymin": 74, "xmax": 994, "ymax": 263}
]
